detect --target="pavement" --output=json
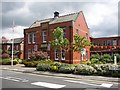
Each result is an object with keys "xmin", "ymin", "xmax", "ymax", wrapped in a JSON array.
[{"xmin": 0, "ymin": 64, "xmax": 119, "ymax": 83}]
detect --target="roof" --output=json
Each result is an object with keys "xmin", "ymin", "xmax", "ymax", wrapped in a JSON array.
[
  {"xmin": 29, "ymin": 11, "xmax": 80, "ymax": 28},
  {"xmin": 7, "ymin": 37, "xmax": 24, "ymax": 44}
]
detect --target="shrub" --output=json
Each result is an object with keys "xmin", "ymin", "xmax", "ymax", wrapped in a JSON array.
[
  {"xmin": 74, "ymin": 64, "xmax": 96, "ymax": 75},
  {"xmin": 59, "ymin": 65, "xmax": 75, "ymax": 74},
  {"xmin": 116, "ymin": 54, "xmax": 120, "ymax": 63},
  {"xmin": 29, "ymin": 51, "xmax": 48, "ymax": 61},
  {"xmin": 101, "ymin": 54, "xmax": 112, "ymax": 63},
  {"xmin": 91, "ymin": 58, "xmax": 101, "ymax": 64},
  {"xmin": 23, "ymin": 61, "xmax": 39, "ymax": 67},
  {"xmin": 36, "ymin": 63, "xmax": 50, "ymax": 71},
  {"xmin": 2, "ymin": 59, "xmax": 18, "ymax": 65},
  {"xmin": 2, "ymin": 53, "xmax": 10, "ymax": 59},
  {"xmin": 91, "ymin": 54, "xmax": 101, "ymax": 60},
  {"xmin": 50, "ymin": 65, "xmax": 59, "ymax": 72}
]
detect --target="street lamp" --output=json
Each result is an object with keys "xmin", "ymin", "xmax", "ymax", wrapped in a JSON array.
[{"xmin": 11, "ymin": 20, "xmax": 14, "ymax": 66}]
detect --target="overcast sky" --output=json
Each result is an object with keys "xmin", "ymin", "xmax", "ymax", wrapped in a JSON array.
[{"xmin": 1, "ymin": 0, "xmax": 119, "ymax": 39}]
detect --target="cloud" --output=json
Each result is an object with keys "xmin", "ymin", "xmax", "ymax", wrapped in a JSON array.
[{"xmin": 1, "ymin": 1, "xmax": 118, "ymax": 39}]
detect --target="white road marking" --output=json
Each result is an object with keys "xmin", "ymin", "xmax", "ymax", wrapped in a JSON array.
[
  {"xmin": 64, "ymin": 80, "xmax": 113, "ymax": 88},
  {"xmin": 100, "ymin": 83, "xmax": 113, "ymax": 88},
  {"xmin": 0, "ymin": 76, "xmax": 29, "ymax": 82},
  {"xmin": 31, "ymin": 82, "xmax": 66, "ymax": 89}
]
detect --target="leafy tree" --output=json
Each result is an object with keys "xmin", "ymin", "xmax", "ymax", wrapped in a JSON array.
[
  {"xmin": 49, "ymin": 27, "xmax": 69, "ymax": 60},
  {"xmin": 72, "ymin": 35, "xmax": 91, "ymax": 53}
]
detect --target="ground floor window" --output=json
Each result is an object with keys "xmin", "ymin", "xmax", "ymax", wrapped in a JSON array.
[
  {"xmin": 28, "ymin": 49, "xmax": 31, "ymax": 59},
  {"xmin": 55, "ymin": 50, "xmax": 59, "ymax": 60},
  {"xmin": 61, "ymin": 49, "xmax": 65, "ymax": 60},
  {"xmin": 86, "ymin": 51, "xmax": 88, "ymax": 60}
]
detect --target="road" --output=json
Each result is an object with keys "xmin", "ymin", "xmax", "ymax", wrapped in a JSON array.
[{"xmin": 0, "ymin": 70, "xmax": 119, "ymax": 89}]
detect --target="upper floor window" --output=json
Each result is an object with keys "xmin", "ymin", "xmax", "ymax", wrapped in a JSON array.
[
  {"xmin": 119, "ymin": 40, "xmax": 120, "ymax": 46},
  {"xmin": 86, "ymin": 33, "xmax": 88, "ymax": 40},
  {"xmin": 43, "ymin": 31, "xmax": 47, "ymax": 42},
  {"xmin": 97, "ymin": 40, "xmax": 100, "ymax": 46},
  {"xmin": 103, "ymin": 41, "xmax": 106, "ymax": 46},
  {"xmin": 113, "ymin": 39, "xmax": 117, "ymax": 46},
  {"xmin": 76, "ymin": 29, "xmax": 79, "ymax": 35},
  {"xmin": 63, "ymin": 27, "xmax": 66, "ymax": 38},
  {"xmin": 32, "ymin": 32, "xmax": 36, "ymax": 43},
  {"xmin": 16, "ymin": 45, "xmax": 19, "ymax": 50},
  {"xmin": 107, "ymin": 40, "xmax": 111, "ymax": 46},
  {"xmin": 28, "ymin": 33, "xmax": 32, "ymax": 44}
]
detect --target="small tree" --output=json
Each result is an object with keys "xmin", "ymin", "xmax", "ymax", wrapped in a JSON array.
[
  {"xmin": 72, "ymin": 35, "xmax": 91, "ymax": 53},
  {"xmin": 49, "ymin": 27, "xmax": 69, "ymax": 61},
  {"xmin": 72, "ymin": 35, "xmax": 92, "ymax": 61}
]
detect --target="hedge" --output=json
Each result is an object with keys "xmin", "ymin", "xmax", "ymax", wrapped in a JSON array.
[{"xmin": 0, "ymin": 59, "xmax": 18, "ymax": 65}]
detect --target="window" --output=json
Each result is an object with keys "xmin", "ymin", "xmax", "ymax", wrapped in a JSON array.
[
  {"xmin": 107, "ymin": 40, "xmax": 111, "ymax": 46},
  {"xmin": 55, "ymin": 50, "xmax": 59, "ymax": 60},
  {"xmin": 16, "ymin": 45, "xmax": 19, "ymax": 50},
  {"xmin": 61, "ymin": 49, "xmax": 65, "ymax": 60},
  {"xmin": 97, "ymin": 40, "xmax": 100, "ymax": 46},
  {"xmin": 32, "ymin": 32, "xmax": 36, "ymax": 43},
  {"xmin": 28, "ymin": 49, "xmax": 31, "ymax": 59},
  {"xmin": 7, "ymin": 45, "xmax": 10, "ymax": 50},
  {"xmin": 86, "ymin": 51, "xmax": 88, "ymax": 60},
  {"xmin": 119, "ymin": 40, "xmax": 120, "ymax": 46},
  {"xmin": 63, "ymin": 27, "xmax": 66, "ymax": 38},
  {"xmin": 34, "ymin": 45, "xmax": 37, "ymax": 51},
  {"xmin": 28, "ymin": 33, "xmax": 32, "ymax": 44},
  {"xmin": 103, "ymin": 41, "xmax": 106, "ymax": 46},
  {"xmin": 86, "ymin": 33, "xmax": 88, "ymax": 40},
  {"xmin": 43, "ymin": 31, "xmax": 47, "ymax": 42},
  {"xmin": 76, "ymin": 29, "xmax": 79, "ymax": 35},
  {"xmin": 113, "ymin": 39, "xmax": 117, "ymax": 46}
]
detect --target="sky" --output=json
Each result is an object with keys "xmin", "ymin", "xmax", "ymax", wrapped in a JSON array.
[{"xmin": 1, "ymin": 0, "xmax": 119, "ymax": 39}]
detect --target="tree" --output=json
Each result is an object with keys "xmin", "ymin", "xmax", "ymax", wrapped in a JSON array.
[
  {"xmin": 49, "ymin": 27, "xmax": 69, "ymax": 61},
  {"xmin": 72, "ymin": 35, "xmax": 92, "ymax": 61},
  {"xmin": 72, "ymin": 35, "xmax": 92, "ymax": 53}
]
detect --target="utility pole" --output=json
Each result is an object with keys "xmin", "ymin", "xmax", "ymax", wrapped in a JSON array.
[{"xmin": 11, "ymin": 20, "xmax": 14, "ymax": 66}]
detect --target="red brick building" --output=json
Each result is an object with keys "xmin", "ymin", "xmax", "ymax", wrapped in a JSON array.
[
  {"xmin": 24, "ymin": 11, "xmax": 90, "ymax": 64},
  {"xmin": 90, "ymin": 36, "xmax": 120, "ymax": 55},
  {"xmin": 1, "ymin": 37, "xmax": 24, "ymax": 59}
]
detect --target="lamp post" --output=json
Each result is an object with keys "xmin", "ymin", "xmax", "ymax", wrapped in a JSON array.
[{"xmin": 11, "ymin": 20, "xmax": 14, "ymax": 66}]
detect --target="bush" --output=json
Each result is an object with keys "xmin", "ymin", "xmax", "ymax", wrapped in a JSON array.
[
  {"xmin": 116, "ymin": 54, "xmax": 120, "ymax": 63},
  {"xmin": 23, "ymin": 61, "xmax": 39, "ymax": 67},
  {"xmin": 91, "ymin": 58, "xmax": 101, "ymax": 64},
  {"xmin": 59, "ymin": 65, "xmax": 75, "ymax": 74},
  {"xmin": 91, "ymin": 54, "xmax": 101, "ymax": 60},
  {"xmin": 2, "ymin": 59, "xmax": 18, "ymax": 65},
  {"xmin": 2, "ymin": 53, "xmax": 10, "ymax": 59},
  {"xmin": 36, "ymin": 63, "xmax": 50, "ymax": 71},
  {"xmin": 101, "ymin": 54, "xmax": 112, "ymax": 63},
  {"xmin": 29, "ymin": 51, "xmax": 48, "ymax": 61},
  {"xmin": 74, "ymin": 64, "xmax": 96, "ymax": 75},
  {"xmin": 14, "ymin": 58, "xmax": 22, "ymax": 64},
  {"xmin": 50, "ymin": 65, "xmax": 59, "ymax": 72}
]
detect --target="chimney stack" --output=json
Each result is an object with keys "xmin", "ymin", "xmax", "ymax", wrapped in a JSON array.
[{"xmin": 54, "ymin": 11, "xmax": 59, "ymax": 18}]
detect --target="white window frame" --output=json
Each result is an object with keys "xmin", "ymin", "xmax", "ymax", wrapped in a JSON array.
[
  {"xmin": 28, "ymin": 49, "xmax": 31, "ymax": 59},
  {"xmin": 61, "ymin": 49, "xmax": 65, "ymax": 60},
  {"xmin": 55, "ymin": 50, "xmax": 59, "ymax": 60},
  {"xmin": 43, "ymin": 31, "xmax": 47, "ymax": 43},
  {"xmin": 32, "ymin": 32, "xmax": 36, "ymax": 43},
  {"xmin": 103, "ymin": 41, "xmax": 106, "ymax": 46},
  {"xmin": 107, "ymin": 40, "xmax": 111, "ymax": 46},
  {"xmin": 7, "ymin": 45, "xmax": 10, "ymax": 50},
  {"xmin": 28, "ymin": 33, "xmax": 31, "ymax": 44},
  {"xmin": 34, "ymin": 45, "xmax": 37, "ymax": 51},
  {"xmin": 113, "ymin": 39, "xmax": 117, "ymax": 46},
  {"xmin": 16, "ymin": 45, "xmax": 19, "ymax": 50}
]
